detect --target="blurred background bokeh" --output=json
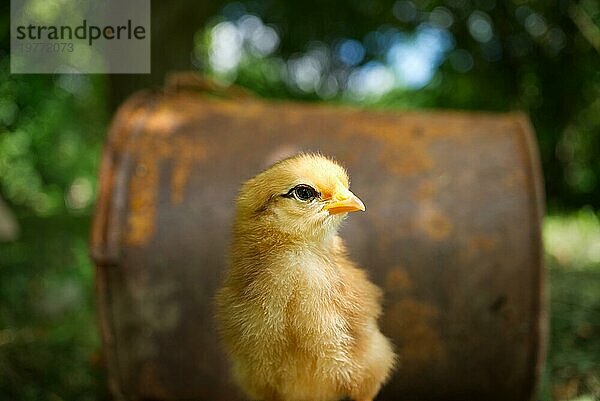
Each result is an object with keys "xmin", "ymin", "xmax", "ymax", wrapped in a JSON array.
[{"xmin": 0, "ymin": 0, "xmax": 599, "ymax": 400}]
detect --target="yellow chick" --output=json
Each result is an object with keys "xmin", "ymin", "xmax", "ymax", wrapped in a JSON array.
[{"xmin": 215, "ymin": 154, "xmax": 395, "ymax": 401}]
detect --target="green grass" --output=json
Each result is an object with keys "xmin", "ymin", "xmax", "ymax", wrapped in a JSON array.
[
  {"xmin": 542, "ymin": 209, "xmax": 600, "ymax": 401},
  {"xmin": 0, "ymin": 214, "xmax": 108, "ymax": 401},
  {"xmin": 0, "ymin": 210, "xmax": 598, "ymax": 400}
]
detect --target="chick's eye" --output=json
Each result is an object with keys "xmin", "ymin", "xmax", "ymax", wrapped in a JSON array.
[{"xmin": 292, "ymin": 185, "xmax": 318, "ymax": 201}]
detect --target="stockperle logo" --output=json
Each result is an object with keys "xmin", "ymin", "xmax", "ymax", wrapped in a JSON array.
[{"xmin": 11, "ymin": 0, "xmax": 150, "ymax": 74}]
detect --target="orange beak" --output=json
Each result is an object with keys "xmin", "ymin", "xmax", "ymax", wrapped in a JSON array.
[{"xmin": 324, "ymin": 189, "xmax": 366, "ymax": 215}]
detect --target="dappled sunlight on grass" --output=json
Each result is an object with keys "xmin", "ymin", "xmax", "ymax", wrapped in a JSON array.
[{"xmin": 544, "ymin": 209, "xmax": 600, "ymax": 271}]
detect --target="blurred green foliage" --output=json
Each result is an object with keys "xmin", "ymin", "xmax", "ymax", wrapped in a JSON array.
[
  {"xmin": 0, "ymin": 0, "xmax": 106, "ymax": 217},
  {"xmin": 0, "ymin": 3, "xmax": 109, "ymax": 399},
  {"xmin": 0, "ymin": 0, "xmax": 599, "ymax": 400},
  {"xmin": 0, "ymin": 216, "xmax": 108, "ymax": 401},
  {"xmin": 0, "ymin": 61, "xmax": 106, "ymax": 216}
]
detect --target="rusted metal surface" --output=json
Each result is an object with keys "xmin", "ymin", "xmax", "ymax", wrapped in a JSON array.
[{"xmin": 91, "ymin": 76, "xmax": 546, "ymax": 401}]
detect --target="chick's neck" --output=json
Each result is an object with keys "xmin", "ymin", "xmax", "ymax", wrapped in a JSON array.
[{"xmin": 232, "ymin": 218, "xmax": 341, "ymax": 265}]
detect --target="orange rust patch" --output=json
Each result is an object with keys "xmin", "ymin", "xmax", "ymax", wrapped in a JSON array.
[
  {"xmin": 396, "ymin": 299, "xmax": 445, "ymax": 365},
  {"xmin": 127, "ymin": 161, "xmax": 158, "ymax": 246},
  {"xmin": 416, "ymin": 203, "xmax": 453, "ymax": 241},
  {"xmin": 110, "ymin": 106, "xmax": 151, "ymax": 152},
  {"xmin": 170, "ymin": 136, "xmax": 207, "ymax": 204},
  {"xmin": 146, "ymin": 107, "xmax": 180, "ymax": 134},
  {"xmin": 414, "ymin": 180, "xmax": 439, "ymax": 201},
  {"xmin": 384, "ymin": 298, "xmax": 445, "ymax": 367},
  {"xmin": 337, "ymin": 120, "xmax": 435, "ymax": 177},
  {"xmin": 124, "ymin": 112, "xmax": 208, "ymax": 245},
  {"xmin": 382, "ymin": 268, "xmax": 446, "ymax": 371},
  {"xmin": 459, "ymin": 233, "xmax": 500, "ymax": 262},
  {"xmin": 385, "ymin": 266, "xmax": 413, "ymax": 293},
  {"xmin": 469, "ymin": 234, "xmax": 499, "ymax": 251},
  {"xmin": 337, "ymin": 116, "xmax": 466, "ymax": 177}
]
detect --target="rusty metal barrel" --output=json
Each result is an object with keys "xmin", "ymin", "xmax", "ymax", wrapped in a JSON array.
[{"xmin": 90, "ymin": 74, "xmax": 546, "ymax": 401}]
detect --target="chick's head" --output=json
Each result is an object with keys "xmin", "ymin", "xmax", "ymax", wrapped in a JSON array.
[{"xmin": 235, "ymin": 154, "xmax": 365, "ymax": 241}]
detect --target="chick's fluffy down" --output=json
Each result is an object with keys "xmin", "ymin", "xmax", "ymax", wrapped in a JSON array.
[{"xmin": 215, "ymin": 154, "xmax": 395, "ymax": 401}]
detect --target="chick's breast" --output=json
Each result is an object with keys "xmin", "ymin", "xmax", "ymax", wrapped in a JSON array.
[{"xmin": 216, "ymin": 240, "xmax": 394, "ymax": 401}]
